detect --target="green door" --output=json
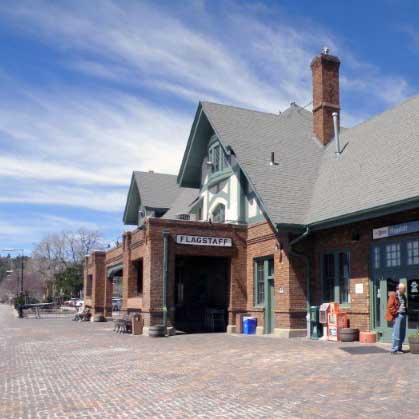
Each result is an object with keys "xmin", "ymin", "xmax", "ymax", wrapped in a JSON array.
[{"xmin": 372, "ymin": 275, "xmax": 418, "ymax": 341}]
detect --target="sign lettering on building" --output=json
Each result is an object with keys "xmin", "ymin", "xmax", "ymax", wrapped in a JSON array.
[
  {"xmin": 372, "ymin": 221, "xmax": 419, "ymax": 240},
  {"xmin": 176, "ymin": 234, "xmax": 232, "ymax": 247}
]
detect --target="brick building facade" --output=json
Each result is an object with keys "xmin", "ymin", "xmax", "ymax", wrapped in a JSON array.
[{"xmin": 84, "ymin": 49, "xmax": 419, "ymax": 341}]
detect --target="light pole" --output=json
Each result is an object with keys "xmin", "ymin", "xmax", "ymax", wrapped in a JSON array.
[{"xmin": 1, "ymin": 249, "xmax": 24, "ymax": 296}]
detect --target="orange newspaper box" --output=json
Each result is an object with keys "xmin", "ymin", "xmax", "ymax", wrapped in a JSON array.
[
  {"xmin": 328, "ymin": 302, "xmax": 340, "ymax": 314},
  {"xmin": 327, "ymin": 311, "xmax": 347, "ymax": 342}
]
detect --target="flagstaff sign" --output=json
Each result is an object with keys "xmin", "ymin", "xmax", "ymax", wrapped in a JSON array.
[
  {"xmin": 373, "ymin": 221, "xmax": 419, "ymax": 240},
  {"xmin": 176, "ymin": 234, "xmax": 232, "ymax": 247}
]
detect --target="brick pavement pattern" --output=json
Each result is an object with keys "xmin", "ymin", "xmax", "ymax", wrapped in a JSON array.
[{"xmin": 1, "ymin": 305, "xmax": 418, "ymax": 419}]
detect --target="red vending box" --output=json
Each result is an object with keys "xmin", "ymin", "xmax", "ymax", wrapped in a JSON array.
[{"xmin": 327, "ymin": 312, "xmax": 347, "ymax": 342}]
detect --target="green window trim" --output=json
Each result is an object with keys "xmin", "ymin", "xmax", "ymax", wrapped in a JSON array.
[
  {"xmin": 254, "ymin": 257, "xmax": 274, "ymax": 307},
  {"xmin": 320, "ymin": 250, "xmax": 351, "ymax": 307},
  {"xmin": 208, "ymin": 139, "xmax": 229, "ymax": 179}
]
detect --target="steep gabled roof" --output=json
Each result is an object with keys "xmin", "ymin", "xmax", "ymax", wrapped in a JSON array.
[
  {"xmin": 132, "ymin": 171, "xmax": 179, "ymax": 209},
  {"xmin": 178, "ymin": 101, "xmax": 323, "ymax": 226},
  {"xmin": 178, "ymin": 94, "xmax": 419, "ymax": 229},
  {"xmin": 123, "ymin": 171, "xmax": 199, "ymax": 225}
]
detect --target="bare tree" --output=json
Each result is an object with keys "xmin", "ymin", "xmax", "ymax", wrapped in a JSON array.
[{"xmin": 31, "ymin": 228, "xmax": 105, "ymax": 299}]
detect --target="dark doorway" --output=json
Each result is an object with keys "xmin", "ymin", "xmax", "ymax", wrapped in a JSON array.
[{"xmin": 174, "ymin": 256, "xmax": 229, "ymax": 333}]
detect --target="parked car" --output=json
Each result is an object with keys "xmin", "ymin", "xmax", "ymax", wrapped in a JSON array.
[
  {"xmin": 75, "ymin": 299, "xmax": 83, "ymax": 308},
  {"xmin": 112, "ymin": 298, "xmax": 122, "ymax": 311}
]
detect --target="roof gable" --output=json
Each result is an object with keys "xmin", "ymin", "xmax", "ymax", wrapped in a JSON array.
[
  {"xmin": 178, "ymin": 94, "xmax": 419, "ymax": 230},
  {"xmin": 123, "ymin": 171, "xmax": 179, "ymax": 225}
]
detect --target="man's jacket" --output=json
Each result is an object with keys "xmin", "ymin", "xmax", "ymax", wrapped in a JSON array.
[{"xmin": 386, "ymin": 291, "xmax": 400, "ymax": 322}]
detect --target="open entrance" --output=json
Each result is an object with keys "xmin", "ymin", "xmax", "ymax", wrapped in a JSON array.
[{"xmin": 174, "ymin": 256, "xmax": 229, "ymax": 333}]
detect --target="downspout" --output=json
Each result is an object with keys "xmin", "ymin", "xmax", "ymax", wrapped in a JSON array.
[
  {"xmin": 162, "ymin": 229, "xmax": 170, "ymax": 332},
  {"xmin": 288, "ymin": 226, "xmax": 311, "ymax": 337}
]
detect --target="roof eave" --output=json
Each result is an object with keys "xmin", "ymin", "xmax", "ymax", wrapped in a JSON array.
[
  {"xmin": 122, "ymin": 172, "xmax": 142, "ymax": 225},
  {"xmin": 308, "ymin": 196, "xmax": 419, "ymax": 231},
  {"xmin": 177, "ymin": 102, "xmax": 204, "ymax": 186}
]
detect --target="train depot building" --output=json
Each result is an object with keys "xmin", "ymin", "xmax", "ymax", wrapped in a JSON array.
[{"xmin": 84, "ymin": 50, "xmax": 419, "ymax": 341}]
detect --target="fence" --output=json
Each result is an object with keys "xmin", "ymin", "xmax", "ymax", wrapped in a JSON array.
[{"xmin": 22, "ymin": 305, "xmax": 77, "ymax": 319}]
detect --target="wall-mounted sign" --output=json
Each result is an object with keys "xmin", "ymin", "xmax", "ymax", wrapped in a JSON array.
[
  {"xmin": 372, "ymin": 221, "xmax": 419, "ymax": 240},
  {"xmin": 176, "ymin": 234, "xmax": 232, "ymax": 247},
  {"xmin": 355, "ymin": 283, "xmax": 364, "ymax": 294}
]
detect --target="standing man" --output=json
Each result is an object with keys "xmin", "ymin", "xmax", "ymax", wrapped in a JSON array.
[{"xmin": 386, "ymin": 283, "xmax": 407, "ymax": 354}]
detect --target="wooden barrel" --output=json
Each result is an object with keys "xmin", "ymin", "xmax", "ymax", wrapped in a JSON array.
[
  {"xmin": 149, "ymin": 325, "xmax": 166, "ymax": 337},
  {"xmin": 339, "ymin": 328, "xmax": 359, "ymax": 342},
  {"xmin": 408, "ymin": 336, "xmax": 419, "ymax": 354},
  {"xmin": 93, "ymin": 314, "xmax": 106, "ymax": 322}
]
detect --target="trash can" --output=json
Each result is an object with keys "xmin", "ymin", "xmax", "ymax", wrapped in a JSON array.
[
  {"xmin": 243, "ymin": 316, "xmax": 257, "ymax": 335},
  {"xmin": 131, "ymin": 313, "xmax": 143, "ymax": 335},
  {"xmin": 310, "ymin": 306, "xmax": 322, "ymax": 340}
]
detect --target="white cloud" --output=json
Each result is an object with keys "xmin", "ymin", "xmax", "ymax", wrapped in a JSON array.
[
  {"xmin": 0, "ymin": 182, "xmax": 126, "ymax": 212},
  {"xmin": 0, "ymin": 0, "xmax": 413, "ymax": 251}
]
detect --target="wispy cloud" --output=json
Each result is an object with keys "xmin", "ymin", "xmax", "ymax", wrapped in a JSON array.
[{"xmin": 0, "ymin": 0, "xmax": 413, "ymax": 251}]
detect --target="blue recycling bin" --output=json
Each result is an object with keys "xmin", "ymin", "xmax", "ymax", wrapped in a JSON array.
[{"xmin": 243, "ymin": 316, "xmax": 257, "ymax": 335}]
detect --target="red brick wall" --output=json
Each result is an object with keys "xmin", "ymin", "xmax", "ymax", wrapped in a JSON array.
[
  {"xmin": 83, "ymin": 207, "xmax": 419, "ymax": 334},
  {"xmin": 303, "ymin": 208, "xmax": 419, "ymax": 332}
]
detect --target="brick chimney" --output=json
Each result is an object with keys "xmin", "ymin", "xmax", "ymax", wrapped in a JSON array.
[{"xmin": 311, "ymin": 48, "xmax": 340, "ymax": 145}]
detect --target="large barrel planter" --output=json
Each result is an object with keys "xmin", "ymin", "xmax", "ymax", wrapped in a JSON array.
[
  {"xmin": 93, "ymin": 314, "xmax": 106, "ymax": 322},
  {"xmin": 408, "ymin": 336, "xmax": 419, "ymax": 354},
  {"xmin": 359, "ymin": 331, "xmax": 377, "ymax": 344},
  {"xmin": 149, "ymin": 325, "xmax": 166, "ymax": 337},
  {"xmin": 340, "ymin": 328, "xmax": 359, "ymax": 342}
]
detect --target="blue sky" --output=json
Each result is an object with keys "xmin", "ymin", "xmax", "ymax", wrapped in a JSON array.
[{"xmin": 1, "ymin": 0, "xmax": 419, "ymax": 254}]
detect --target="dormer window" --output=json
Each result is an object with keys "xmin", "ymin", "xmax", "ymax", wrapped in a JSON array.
[{"xmin": 208, "ymin": 139, "xmax": 227, "ymax": 176}]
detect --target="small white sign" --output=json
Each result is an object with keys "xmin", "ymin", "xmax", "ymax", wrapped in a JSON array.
[
  {"xmin": 372, "ymin": 226, "xmax": 389, "ymax": 240},
  {"xmin": 279, "ymin": 287, "xmax": 284, "ymax": 294},
  {"xmin": 355, "ymin": 283, "xmax": 364, "ymax": 294},
  {"xmin": 176, "ymin": 234, "xmax": 232, "ymax": 247}
]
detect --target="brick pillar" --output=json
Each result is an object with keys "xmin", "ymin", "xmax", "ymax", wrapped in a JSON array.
[
  {"xmin": 121, "ymin": 231, "xmax": 132, "ymax": 312},
  {"xmin": 274, "ymin": 236, "xmax": 307, "ymax": 337},
  {"xmin": 90, "ymin": 251, "xmax": 106, "ymax": 316},
  {"xmin": 103, "ymin": 274, "xmax": 113, "ymax": 318},
  {"xmin": 227, "ymin": 228, "xmax": 248, "ymax": 333}
]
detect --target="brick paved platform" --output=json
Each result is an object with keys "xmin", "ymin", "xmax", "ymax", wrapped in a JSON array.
[{"xmin": 1, "ymin": 304, "xmax": 418, "ymax": 419}]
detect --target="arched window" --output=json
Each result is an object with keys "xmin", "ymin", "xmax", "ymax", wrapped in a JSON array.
[{"xmin": 212, "ymin": 204, "xmax": 225, "ymax": 223}]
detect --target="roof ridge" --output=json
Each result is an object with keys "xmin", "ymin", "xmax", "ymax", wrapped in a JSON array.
[
  {"xmin": 201, "ymin": 100, "xmax": 280, "ymax": 117},
  {"xmin": 133, "ymin": 170, "xmax": 177, "ymax": 177}
]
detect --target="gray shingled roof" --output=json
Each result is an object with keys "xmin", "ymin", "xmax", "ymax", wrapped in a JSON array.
[
  {"xmin": 133, "ymin": 171, "xmax": 179, "ymax": 209},
  {"xmin": 162, "ymin": 187, "xmax": 200, "ymax": 220},
  {"xmin": 307, "ymin": 94, "xmax": 419, "ymax": 225},
  {"xmin": 196, "ymin": 95, "xmax": 419, "ymax": 227},
  {"xmin": 123, "ymin": 171, "xmax": 199, "ymax": 225},
  {"xmin": 201, "ymin": 102, "xmax": 324, "ymax": 225}
]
